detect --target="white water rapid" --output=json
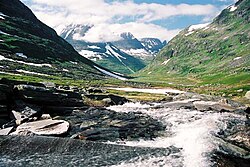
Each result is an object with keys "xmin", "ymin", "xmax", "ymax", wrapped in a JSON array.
[{"xmin": 107, "ymin": 102, "xmax": 247, "ymax": 167}]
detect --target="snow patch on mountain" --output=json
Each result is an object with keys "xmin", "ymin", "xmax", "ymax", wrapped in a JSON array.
[
  {"xmin": 88, "ymin": 45, "xmax": 101, "ymax": 49},
  {"xmin": 162, "ymin": 59, "xmax": 171, "ymax": 65},
  {"xmin": 0, "ymin": 12, "xmax": 8, "ymax": 19},
  {"xmin": 0, "ymin": 55, "xmax": 52, "ymax": 67},
  {"xmin": 94, "ymin": 65, "xmax": 128, "ymax": 81},
  {"xmin": 16, "ymin": 69, "xmax": 50, "ymax": 76},
  {"xmin": 121, "ymin": 49, "xmax": 153, "ymax": 58},
  {"xmin": 188, "ymin": 23, "xmax": 210, "ymax": 32},
  {"xmin": 185, "ymin": 23, "xmax": 210, "ymax": 36},
  {"xmin": 105, "ymin": 44, "xmax": 126, "ymax": 62},
  {"xmin": 228, "ymin": 5, "xmax": 237, "ymax": 12},
  {"xmin": 233, "ymin": 57, "xmax": 241, "ymax": 61},
  {"xmin": 0, "ymin": 30, "xmax": 11, "ymax": 36},
  {"xmin": 16, "ymin": 53, "xmax": 27, "ymax": 59},
  {"xmin": 64, "ymin": 29, "xmax": 74, "ymax": 39},
  {"xmin": 79, "ymin": 50, "xmax": 103, "ymax": 61}
]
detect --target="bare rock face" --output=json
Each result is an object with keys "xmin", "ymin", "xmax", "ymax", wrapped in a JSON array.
[{"xmin": 12, "ymin": 119, "xmax": 69, "ymax": 136}]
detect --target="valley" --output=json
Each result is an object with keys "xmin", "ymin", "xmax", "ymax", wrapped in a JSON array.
[{"xmin": 0, "ymin": 0, "xmax": 249, "ymax": 167}]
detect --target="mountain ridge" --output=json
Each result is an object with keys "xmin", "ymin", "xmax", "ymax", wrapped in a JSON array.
[
  {"xmin": 0, "ymin": 0, "xmax": 128, "ymax": 81},
  {"xmin": 137, "ymin": 0, "xmax": 250, "ymax": 98},
  {"xmin": 58, "ymin": 25, "xmax": 166, "ymax": 74}
]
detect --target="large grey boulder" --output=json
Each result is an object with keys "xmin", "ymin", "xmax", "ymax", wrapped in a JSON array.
[
  {"xmin": 85, "ymin": 94, "xmax": 129, "ymax": 105},
  {"xmin": 12, "ymin": 119, "xmax": 69, "ymax": 136},
  {"xmin": 57, "ymin": 108, "xmax": 166, "ymax": 141},
  {"xmin": 14, "ymin": 84, "xmax": 84, "ymax": 107}
]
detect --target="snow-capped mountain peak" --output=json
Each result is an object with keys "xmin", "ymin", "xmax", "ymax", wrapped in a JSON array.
[
  {"xmin": 120, "ymin": 32, "xmax": 135, "ymax": 40},
  {"xmin": 140, "ymin": 38, "xmax": 166, "ymax": 53},
  {"xmin": 59, "ymin": 24, "xmax": 92, "ymax": 40}
]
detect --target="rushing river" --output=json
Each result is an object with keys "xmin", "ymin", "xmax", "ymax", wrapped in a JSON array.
[{"xmin": 107, "ymin": 102, "xmax": 247, "ymax": 167}]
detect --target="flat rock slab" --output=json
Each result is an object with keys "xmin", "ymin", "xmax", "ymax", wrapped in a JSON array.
[
  {"xmin": 193, "ymin": 101, "xmax": 236, "ymax": 112},
  {"xmin": 0, "ymin": 135, "xmax": 174, "ymax": 167},
  {"xmin": 12, "ymin": 119, "xmax": 69, "ymax": 136},
  {"xmin": 0, "ymin": 127, "xmax": 13, "ymax": 135}
]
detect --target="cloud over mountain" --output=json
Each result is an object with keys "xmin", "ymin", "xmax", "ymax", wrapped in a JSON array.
[{"xmin": 22, "ymin": 0, "xmax": 223, "ymax": 42}]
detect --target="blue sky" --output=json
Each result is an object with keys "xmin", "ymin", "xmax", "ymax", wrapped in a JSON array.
[{"xmin": 21, "ymin": 0, "xmax": 236, "ymax": 42}]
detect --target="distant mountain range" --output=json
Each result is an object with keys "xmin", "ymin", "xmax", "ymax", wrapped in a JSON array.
[{"xmin": 59, "ymin": 25, "xmax": 166, "ymax": 74}]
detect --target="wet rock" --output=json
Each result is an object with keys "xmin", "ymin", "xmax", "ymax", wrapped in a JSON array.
[
  {"xmin": 213, "ymin": 152, "xmax": 250, "ymax": 167},
  {"xmin": 87, "ymin": 87, "xmax": 104, "ymax": 93},
  {"xmin": 14, "ymin": 84, "xmax": 84, "ymax": 107},
  {"xmin": 159, "ymin": 99, "xmax": 197, "ymax": 109},
  {"xmin": 78, "ymin": 128, "xmax": 120, "ymax": 141},
  {"xmin": 12, "ymin": 119, "xmax": 70, "ymax": 136},
  {"xmin": 0, "ymin": 105, "xmax": 8, "ymax": 117},
  {"xmin": 193, "ymin": 101, "xmax": 236, "ymax": 112},
  {"xmin": 2, "ymin": 120, "xmax": 15, "ymax": 129},
  {"xmin": 42, "ymin": 106, "xmax": 79, "ymax": 116},
  {"xmin": 0, "ymin": 92, "xmax": 7, "ymax": 102},
  {"xmin": 13, "ymin": 100, "xmax": 42, "ymax": 119},
  {"xmin": 0, "ymin": 135, "xmax": 171, "ymax": 167},
  {"xmin": 0, "ymin": 83, "xmax": 12, "ymax": 95},
  {"xmin": 85, "ymin": 94, "xmax": 129, "ymax": 105},
  {"xmin": 57, "ymin": 108, "xmax": 165, "ymax": 141},
  {"xmin": 0, "ymin": 118, "xmax": 10, "ymax": 128},
  {"xmin": 0, "ymin": 84, "xmax": 13, "ymax": 119},
  {"xmin": 174, "ymin": 92, "xmax": 220, "ymax": 102}
]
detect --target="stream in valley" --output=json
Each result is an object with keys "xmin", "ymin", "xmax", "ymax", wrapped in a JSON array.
[
  {"xmin": 107, "ymin": 102, "xmax": 248, "ymax": 167},
  {"xmin": 0, "ymin": 87, "xmax": 249, "ymax": 167}
]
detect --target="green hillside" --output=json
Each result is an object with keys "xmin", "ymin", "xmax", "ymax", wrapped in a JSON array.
[
  {"xmin": 0, "ymin": 0, "xmax": 119, "ymax": 85},
  {"xmin": 136, "ymin": 0, "xmax": 250, "ymax": 101}
]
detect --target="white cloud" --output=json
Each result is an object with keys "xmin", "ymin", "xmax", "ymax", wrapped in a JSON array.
[
  {"xmin": 22, "ymin": 0, "xmax": 219, "ymax": 42},
  {"xmin": 79, "ymin": 23, "xmax": 181, "ymax": 42}
]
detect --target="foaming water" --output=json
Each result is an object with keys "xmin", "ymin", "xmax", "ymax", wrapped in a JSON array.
[{"xmin": 107, "ymin": 102, "xmax": 246, "ymax": 167}]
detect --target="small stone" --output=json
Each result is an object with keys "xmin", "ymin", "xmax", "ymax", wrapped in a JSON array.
[
  {"xmin": 102, "ymin": 98, "xmax": 112, "ymax": 105},
  {"xmin": 40, "ymin": 114, "xmax": 52, "ymax": 120},
  {"xmin": 12, "ymin": 110, "xmax": 28, "ymax": 125},
  {"xmin": 237, "ymin": 89, "xmax": 243, "ymax": 93},
  {"xmin": 245, "ymin": 91, "xmax": 250, "ymax": 100}
]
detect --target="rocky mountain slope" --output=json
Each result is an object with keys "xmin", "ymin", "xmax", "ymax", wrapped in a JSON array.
[
  {"xmin": 0, "ymin": 0, "xmax": 127, "ymax": 82},
  {"xmin": 139, "ymin": 0, "xmax": 250, "ymax": 98},
  {"xmin": 59, "ymin": 26, "xmax": 166, "ymax": 74}
]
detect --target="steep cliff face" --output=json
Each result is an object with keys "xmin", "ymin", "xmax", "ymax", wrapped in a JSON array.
[{"xmin": 140, "ymin": 0, "xmax": 250, "ymax": 88}]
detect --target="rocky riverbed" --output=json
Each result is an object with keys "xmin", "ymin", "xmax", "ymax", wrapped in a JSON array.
[{"xmin": 0, "ymin": 78, "xmax": 249, "ymax": 166}]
